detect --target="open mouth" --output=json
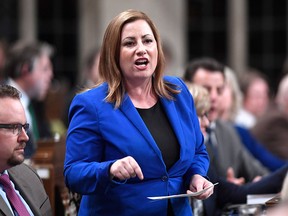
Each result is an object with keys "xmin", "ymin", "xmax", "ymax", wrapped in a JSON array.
[{"xmin": 135, "ymin": 59, "xmax": 149, "ymax": 66}]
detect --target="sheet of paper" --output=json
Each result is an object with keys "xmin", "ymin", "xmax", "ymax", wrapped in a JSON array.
[
  {"xmin": 147, "ymin": 182, "xmax": 219, "ymax": 200},
  {"xmin": 247, "ymin": 194, "xmax": 277, "ymax": 205}
]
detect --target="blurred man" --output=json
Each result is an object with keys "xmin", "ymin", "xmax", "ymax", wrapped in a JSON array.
[
  {"xmin": 0, "ymin": 84, "xmax": 52, "ymax": 215},
  {"xmin": 183, "ymin": 57, "xmax": 269, "ymax": 183},
  {"xmin": 235, "ymin": 69, "xmax": 270, "ymax": 128},
  {"xmin": 4, "ymin": 41, "xmax": 54, "ymax": 158}
]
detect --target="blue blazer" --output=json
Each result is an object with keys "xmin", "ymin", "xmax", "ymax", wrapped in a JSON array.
[{"xmin": 64, "ymin": 76, "xmax": 209, "ymax": 216}]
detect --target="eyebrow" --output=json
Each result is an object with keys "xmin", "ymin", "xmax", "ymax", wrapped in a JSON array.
[{"xmin": 122, "ymin": 34, "xmax": 153, "ymax": 41}]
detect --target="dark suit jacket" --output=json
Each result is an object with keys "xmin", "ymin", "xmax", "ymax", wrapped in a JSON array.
[
  {"xmin": 203, "ymin": 164, "xmax": 288, "ymax": 216},
  {"xmin": 208, "ymin": 120, "xmax": 269, "ymax": 182},
  {"xmin": 0, "ymin": 164, "xmax": 52, "ymax": 216}
]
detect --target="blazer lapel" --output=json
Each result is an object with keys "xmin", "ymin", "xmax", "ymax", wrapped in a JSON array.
[
  {"xmin": 0, "ymin": 196, "xmax": 13, "ymax": 216},
  {"xmin": 8, "ymin": 170, "xmax": 42, "ymax": 216},
  {"xmin": 119, "ymin": 94, "xmax": 163, "ymax": 158}
]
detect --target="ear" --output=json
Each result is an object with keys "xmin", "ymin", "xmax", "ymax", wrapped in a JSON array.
[{"xmin": 20, "ymin": 63, "xmax": 31, "ymax": 75}]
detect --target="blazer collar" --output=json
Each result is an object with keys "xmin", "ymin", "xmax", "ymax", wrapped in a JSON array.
[
  {"xmin": 119, "ymin": 94, "xmax": 161, "ymax": 156},
  {"xmin": 119, "ymin": 94, "xmax": 185, "ymax": 169},
  {"xmin": 0, "ymin": 196, "xmax": 13, "ymax": 216}
]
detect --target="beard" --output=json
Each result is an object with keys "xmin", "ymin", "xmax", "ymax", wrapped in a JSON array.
[{"xmin": 7, "ymin": 154, "xmax": 24, "ymax": 167}]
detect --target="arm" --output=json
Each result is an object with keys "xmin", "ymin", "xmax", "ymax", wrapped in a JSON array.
[
  {"xmin": 210, "ymin": 164, "xmax": 288, "ymax": 209},
  {"xmin": 64, "ymin": 93, "xmax": 114, "ymax": 194},
  {"xmin": 235, "ymin": 125, "xmax": 286, "ymax": 171}
]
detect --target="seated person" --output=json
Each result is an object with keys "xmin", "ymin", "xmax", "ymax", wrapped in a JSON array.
[
  {"xmin": 186, "ymin": 83, "xmax": 288, "ymax": 216},
  {"xmin": 0, "ymin": 84, "xmax": 52, "ymax": 215}
]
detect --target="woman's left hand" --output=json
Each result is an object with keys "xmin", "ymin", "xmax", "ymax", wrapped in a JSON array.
[{"xmin": 187, "ymin": 174, "xmax": 214, "ymax": 200}]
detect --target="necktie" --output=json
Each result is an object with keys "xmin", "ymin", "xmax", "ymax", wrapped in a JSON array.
[
  {"xmin": 205, "ymin": 126, "xmax": 218, "ymax": 161},
  {"xmin": 0, "ymin": 174, "xmax": 30, "ymax": 216}
]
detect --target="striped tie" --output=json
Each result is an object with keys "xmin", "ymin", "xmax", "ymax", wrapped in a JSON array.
[{"xmin": 0, "ymin": 174, "xmax": 30, "ymax": 216}]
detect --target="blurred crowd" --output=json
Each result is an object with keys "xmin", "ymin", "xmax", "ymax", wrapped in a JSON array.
[{"xmin": 1, "ymin": 34, "xmax": 288, "ymax": 216}]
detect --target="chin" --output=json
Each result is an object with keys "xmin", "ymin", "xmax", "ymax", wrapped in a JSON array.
[{"xmin": 7, "ymin": 156, "xmax": 25, "ymax": 167}]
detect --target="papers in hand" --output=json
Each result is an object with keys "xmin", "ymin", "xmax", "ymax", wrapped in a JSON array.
[{"xmin": 147, "ymin": 182, "xmax": 219, "ymax": 200}]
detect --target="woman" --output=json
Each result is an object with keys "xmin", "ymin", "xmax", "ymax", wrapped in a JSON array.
[
  {"xmin": 185, "ymin": 83, "xmax": 210, "ymax": 137},
  {"xmin": 64, "ymin": 9, "xmax": 213, "ymax": 215}
]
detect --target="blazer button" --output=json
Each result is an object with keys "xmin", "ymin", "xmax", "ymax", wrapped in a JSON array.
[{"xmin": 161, "ymin": 176, "xmax": 168, "ymax": 182}]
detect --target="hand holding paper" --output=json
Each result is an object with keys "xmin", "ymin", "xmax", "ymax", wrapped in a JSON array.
[{"xmin": 147, "ymin": 182, "xmax": 219, "ymax": 200}]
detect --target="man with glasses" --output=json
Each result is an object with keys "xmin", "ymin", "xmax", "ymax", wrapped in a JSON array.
[
  {"xmin": 4, "ymin": 41, "xmax": 54, "ymax": 159},
  {"xmin": 0, "ymin": 84, "xmax": 52, "ymax": 215}
]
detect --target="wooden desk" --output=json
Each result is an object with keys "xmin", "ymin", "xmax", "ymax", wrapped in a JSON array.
[{"xmin": 32, "ymin": 137, "xmax": 66, "ymax": 216}]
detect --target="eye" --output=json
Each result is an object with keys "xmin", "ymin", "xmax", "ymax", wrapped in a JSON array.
[
  {"xmin": 12, "ymin": 124, "xmax": 20, "ymax": 131},
  {"xmin": 23, "ymin": 123, "xmax": 29, "ymax": 132},
  {"xmin": 143, "ymin": 38, "xmax": 153, "ymax": 44},
  {"xmin": 217, "ymin": 86, "xmax": 225, "ymax": 95},
  {"xmin": 123, "ymin": 40, "xmax": 135, "ymax": 47}
]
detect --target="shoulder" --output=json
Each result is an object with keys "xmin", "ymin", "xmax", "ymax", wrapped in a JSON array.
[
  {"xmin": 215, "ymin": 120, "xmax": 241, "ymax": 139},
  {"xmin": 70, "ymin": 83, "xmax": 110, "ymax": 111},
  {"xmin": 74, "ymin": 83, "xmax": 108, "ymax": 101},
  {"xmin": 8, "ymin": 164, "xmax": 53, "ymax": 215},
  {"xmin": 163, "ymin": 75, "xmax": 191, "ymax": 97},
  {"xmin": 163, "ymin": 75, "xmax": 186, "ymax": 87},
  {"xmin": 8, "ymin": 163, "xmax": 41, "ymax": 181}
]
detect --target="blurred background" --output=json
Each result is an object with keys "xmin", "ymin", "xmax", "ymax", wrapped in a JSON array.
[
  {"xmin": 1, "ymin": 0, "xmax": 286, "ymax": 93},
  {"xmin": 1, "ymin": 1, "xmax": 287, "ymax": 214}
]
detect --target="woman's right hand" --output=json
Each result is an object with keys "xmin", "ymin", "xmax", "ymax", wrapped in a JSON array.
[{"xmin": 110, "ymin": 156, "xmax": 144, "ymax": 180}]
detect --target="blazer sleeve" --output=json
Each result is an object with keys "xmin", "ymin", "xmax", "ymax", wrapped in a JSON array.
[{"xmin": 64, "ymin": 93, "xmax": 114, "ymax": 194}]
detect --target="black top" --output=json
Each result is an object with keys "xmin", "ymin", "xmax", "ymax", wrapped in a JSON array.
[{"xmin": 137, "ymin": 100, "xmax": 180, "ymax": 170}]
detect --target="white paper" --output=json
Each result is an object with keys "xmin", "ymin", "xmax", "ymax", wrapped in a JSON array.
[
  {"xmin": 36, "ymin": 168, "xmax": 50, "ymax": 179},
  {"xmin": 247, "ymin": 194, "xmax": 277, "ymax": 205},
  {"xmin": 147, "ymin": 182, "xmax": 218, "ymax": 200}
]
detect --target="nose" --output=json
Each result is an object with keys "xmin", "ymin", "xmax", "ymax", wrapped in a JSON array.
[
  {"xmin": 136, "ymin": 43, "xmax": 147, "ymax": 56},
  {"xmin": 19, "ymin": 128, "xmax": 29, "ymax": 142}
]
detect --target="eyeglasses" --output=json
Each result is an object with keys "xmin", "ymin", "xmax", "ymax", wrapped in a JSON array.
[{"xmin": 0, "ymin": 123, "xmax": 29, "ymax": 135}]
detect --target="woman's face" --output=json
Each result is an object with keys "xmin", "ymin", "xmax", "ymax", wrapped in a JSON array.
[
  {"xmin": 119, "ymin": 19, "xmax": 158, "ymax": 85},
  {"xmin": 198, "ymin": 110, "xmax": 210, "ymax": 136}
]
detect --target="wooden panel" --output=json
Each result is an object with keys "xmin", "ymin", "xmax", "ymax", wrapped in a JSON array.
[{"xmin": 32, "ymin": 137, "xmax": 66, "ymax": 216}]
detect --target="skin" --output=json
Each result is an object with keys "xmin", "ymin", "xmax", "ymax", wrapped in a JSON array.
[
  {"xmin": 198, "ymin": 112, "xmax": 210, "ymax": 137},
  {"xmin": 119, "ymin": 19, "xmax": 158, "ymax": 109},
  {"xmin": 0, "ymin": 97, "xmax": 29, "ymax": 172},
  {"xmin": 218, "ymin": 84, "xmax": 234, "ymax": 121},
  {"xmin": 243, "ymin": 79, "xmax": 269, "ymax": 118},
  {"xmin": 18, "ymin": 54, "xmax": 53, "ymax": 101},
  {"xmin": 192, "ymin": 68, "xmax": 225, "ymax": 122},
  {"xmin": 110, "ymin": 19, "xmax": 213, "ymax": 199}
]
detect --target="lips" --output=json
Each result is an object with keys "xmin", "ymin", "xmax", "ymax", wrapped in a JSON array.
[{"xmin": 135, "ymin": 58, "xmax": 149, "ymax": 66}]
